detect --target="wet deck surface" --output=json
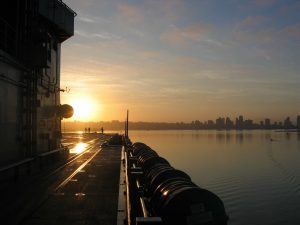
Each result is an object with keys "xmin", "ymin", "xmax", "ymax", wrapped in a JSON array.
[
  {"xmin": 0, "ymin": 134, "xmax": 122, "ymax": 225},
  {"xmin": 24, "ymin": 146, "xmax": 122, "ymax": 225}
]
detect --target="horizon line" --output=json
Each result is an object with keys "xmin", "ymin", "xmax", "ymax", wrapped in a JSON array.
[{"xmin": 62, "ymin": 116, "xmax": 300, "ymax": 124}]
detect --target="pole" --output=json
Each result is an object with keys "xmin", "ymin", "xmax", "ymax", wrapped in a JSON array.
[
  {"xmin": 126, "ymin": 110, "xmax": 129, "ymax": 138},
  {"xmin": 124, "ymin": 120, "xmax": 127, "ymax": 137}
]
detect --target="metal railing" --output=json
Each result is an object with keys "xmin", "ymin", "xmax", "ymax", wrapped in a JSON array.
[
  {"xmin": 0, "ymin": 147, "xmax": 68, "ymax": 181},
  {"xmin": 123, "ymin": 136, "xmax": 163, "ymax": 225}
]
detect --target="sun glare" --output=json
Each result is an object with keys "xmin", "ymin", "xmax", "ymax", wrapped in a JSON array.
[
  {"xmin": 70, "ymin": 143, "xmax": 87, "ymax": 154},
  {"xmin": 70, "ymin": 97, "xmax": 94, "ymax": 121}
]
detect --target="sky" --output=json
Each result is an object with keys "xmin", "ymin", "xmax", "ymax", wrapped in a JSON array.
[{"xmin": 60, "ymin": 0, "xmax": 300, "ymax": 122}]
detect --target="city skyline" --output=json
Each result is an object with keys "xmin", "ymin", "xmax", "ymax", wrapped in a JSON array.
[{"xmin": 62, "ymin": 115, "xmax": 300, "ymax": 131}]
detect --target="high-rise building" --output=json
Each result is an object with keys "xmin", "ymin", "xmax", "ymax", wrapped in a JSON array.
[
  {"xmin": 239, "ymin": 115, "xmax": 244, "ymax": 123},
  {"xmin": 284, "ymin": 117, "xmax": 293, "ymax": 129},
  {"xmin": 297, "ymin": 115, "xmax": 300, "ymax": 129},
  {"xmin": 244, "ymin": 119, "xmax": 253, "ymax": 129},
  {"xmin": 216, "ymin": 117, "xmax": 225, "ymax": 129},
  {"xmin": 225, "ymin": 117, "xmax": 234, "ymax": 129},
  {"xmin": 265, "ymin": 118, "xmax": 271, "ymax": 129},
  {"xmin": 260, "ymin": 121, "xmax": 264, "ymax": 128},
  {"xmin": 207, "ymin": 120, "xmax": 214, "ymax": 129},
  {"xmin": 236, "ymin": 115, "xmax": 244, "ymax": 129},
  {"xmin": 0, "ymin": 0, "xmax": 75, "ymax": 164}
]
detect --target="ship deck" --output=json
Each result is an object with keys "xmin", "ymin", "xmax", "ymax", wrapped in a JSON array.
[
  {"xmin": 0, "ymin": 134, "xmax": 123, "ymax": 225},
  {"xmin": 25, "ymin": 146, "xmax": 122, "ymax": 225}
]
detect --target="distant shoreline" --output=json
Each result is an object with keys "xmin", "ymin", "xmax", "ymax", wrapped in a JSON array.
[
  {"xmin": 62, "ymin": 120, "xmax": 299, "ymax": 132},
  {"xmin": 62, "ymin": 129, "xmax": 300, "ymax": 133}
]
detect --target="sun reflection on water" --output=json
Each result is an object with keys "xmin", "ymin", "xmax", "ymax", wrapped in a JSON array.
[{"xmin": 70, "ymin": 143, "xmax": 87, "ymax": 154}]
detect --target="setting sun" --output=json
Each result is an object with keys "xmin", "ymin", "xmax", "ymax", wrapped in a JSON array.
[{"xmin": 69, "ymin": 97, "xmax": 94, "ymax": 121}]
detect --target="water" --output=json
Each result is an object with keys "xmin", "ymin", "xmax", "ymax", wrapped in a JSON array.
[{"xmin": 129, "ymin": 130, "xmax": 300, "ymax": 225}]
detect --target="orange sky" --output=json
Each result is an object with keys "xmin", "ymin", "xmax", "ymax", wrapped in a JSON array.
[{"xmin": 60, "ymin": 0, "xmax": 300, "ymax": 122}]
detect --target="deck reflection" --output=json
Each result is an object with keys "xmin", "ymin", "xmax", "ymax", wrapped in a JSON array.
[{"xmin": 69, "ymin": 142, "xmax": 88, "ymax": 154}]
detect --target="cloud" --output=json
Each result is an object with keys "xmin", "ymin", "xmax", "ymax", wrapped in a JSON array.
[
  {"xmin": 182, "ymin": 24, "xmax": 212, "ymax": 40},
  {"xmin": 279, "ymin": 1, "xmax": 300, "ymax": 16},
  {"xmin": 160, "ymin": 23, "xmax": 212, "ymax": 44},
  {"xmin": 237, "ymin": 0, "xmax": 276, "ymax": 11},
  {"xmin": 75, "ymin": 30, "xmax": 121, "ymax": 40},
  {"xmin": 160, "ymin": 27, "xmax": 184, "ymax": 44},
  {"xmin": 117, "ymin": 4, "xmax": 144, "ymax": 25},
  {"xmin": 77, "ymin": 15, "xmax": 111, "ymax": 24},
  {"xmin": 74, "ymin": 30, "xmax": 91, "ymax": 38},
  {"xmin": 193, "ymin": 70, "xmax": 229, "ymax": 80},
  {"xmin": 162, "ymin": 0, "xmax": 185, "ymax": 22},
  {"xmin": 253, "ymin": 0, "xmax": 276, "ymax": 6},
  {"xmin": 93, "ymin": 32, "xmax": 121, "ymax": 40},
  {"xmin": 280, "ymin": 23, "xmax": 300, "ymax": 39},
  {"xmin": 63, "ymin": 0, "xmax": 96, "ymax": 10},
  {"xmin": 233, "ymin": 16, "xmax": 274, "ymax": 44},
  {"xmin": 77, "ymin": 16, "xmax": 96, "ymax": 23},
  {"xmin": 237, "ymin": 16, "xmax": 269, "ymax": 28},
  {"xmin": 234, "ymin": 22, "xmax": 300, "ymax": 46}
]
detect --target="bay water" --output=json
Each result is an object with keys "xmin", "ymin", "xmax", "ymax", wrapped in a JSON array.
[{"xmin": 129, "ymin": 130, "xmax": 300, "ymax": 225}]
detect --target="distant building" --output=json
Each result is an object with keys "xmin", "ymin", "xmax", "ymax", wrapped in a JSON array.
[
  {"xmin": 225, "ymin": 117, "xmax": 234, "ymax": 129},
  {"xmin": 265, "ymin": 118, "xmax": 271, "ymax": 129},
  {"xmin": 244, "ymin": 119, "xmax": 253, "ymax": 129},
  {"xmin": 216, "ymin": 117, "xmax": 225, "ymax": 129},
  {"xmin": 236, "ymin": 115, "xmax": 244, "ymax": 129},
  {"xmin": 297, "ymin": 115, "xmax": 300, "ymax": 129},
  {"xmin": 207, "ymin": 120, "xmax": 214, "ymax": 129},
  {"xmin": 260, "ymin": 121, "xmax": 264, "ymax": 128},
  {"xmin": 194, "ymin": 120, "xmax": 202, "ymax": 129},
  {"xmin": 284, "ymin": 117, "xmax": 293, "ymax": 129}
]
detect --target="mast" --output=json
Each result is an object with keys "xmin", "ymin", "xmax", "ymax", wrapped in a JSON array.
[{"xmin": 126, "ymin": 110, "xmax": 129, "ymax": 138}]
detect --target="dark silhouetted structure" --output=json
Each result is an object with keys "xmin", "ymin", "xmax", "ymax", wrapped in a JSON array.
[
  {"xmin": 265, "ymin": 118, "xmax": 271, "ymax": 129},
  {"xmin": 0, "ymin": 0, "xmax": 75, "ymax": 165},
  {"xmin": 284, "ymin": 117, "xmax": 294, "ymax": 129},
  {"xmin": 216, "ymin": 117, "xmax": 225, "ymax": 129},
  {"xmin": 236, "ymin": 115, "xmax": 244, "ymax": 129},
  {"xmin": 62, "ymin": 115, "xmax": 300, "ymax": 131},
  {"xmin": 225, "ymin": 117, "xmax": 234, "ymax": 129}
]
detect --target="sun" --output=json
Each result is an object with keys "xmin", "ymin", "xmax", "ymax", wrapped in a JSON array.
[{"xmin": 70, "ymin": 97, "xmax": 93, "ymax": 121}]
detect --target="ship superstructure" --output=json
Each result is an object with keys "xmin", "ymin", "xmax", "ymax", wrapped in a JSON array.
[{"xmin": 0, "ymin": 0, "xmax": 75, "ymax": 165}]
